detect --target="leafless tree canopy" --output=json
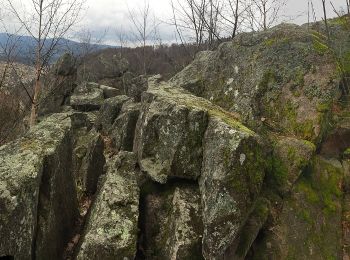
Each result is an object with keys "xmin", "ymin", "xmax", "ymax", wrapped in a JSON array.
[
  {"xmin": 4, "ymin": 0, "xmax": 84, "ymax": 125},
  {"xmin": 169, "ymin": 0, "xmax": 286, "ymax": 50},
  {"xmin": 127, "ymin": 0, "xmax": 159, "ymax": 74}
]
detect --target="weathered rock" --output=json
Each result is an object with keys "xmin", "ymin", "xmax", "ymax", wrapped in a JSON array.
[
  {"xmin": 199, "ymin": 117, "xmax": 266, "ymax": 259},
  {"xmin": 77, "ymin": 52, "xmax": 128, "ymax": 83},
  {"xmin": 94, "ymin": 95, "xmax": 130, "ymax": 133},
  {"xmin": 70, "ymin": 82, "xmax": 104, "ymax": 111},
  {"xmin": 272, "ymin": 136, "xmax": 316, "ymax": 195},
  {"xmin": 134, "ymin": 81, "xmax": 209, "ymax": 184},
  {"xmin": 227, "ymin": 198, "xmax": 270, "ymax": 260},
  {"xmin": 54, "ymin": 52, "xmax": 76, "ymax": 76},
  {"xmin": 249, "ymin": 156, "xmax": 344, "ymax": 260},
  {"xmin": 143, "ymin": 184, "xmax": 203, "ymax": 260},
  {"xmin": 77, "ymin": 152, "xmax": 140, "ymax": 260},
  {"xmin": 38, "ymin": 53, "xmax": 77, "ymax": 116},
  {"xmin": 111, "ymin": 100, "xmax": 141, "ymax": 152},
  {"xmin": 0, "ymin": 113, "xmax": 78, "ymax": 259},
  {"xmin": 99, "ymin": 84, "xmax": 121, "ymax": 98},
  {"xmin": 170, "ymin": 24, "xmax": 341, "ymax": 143},
  {"xmin": 72, "ymin": 129, "xmax": 105, "ymax": 198},
  {"xmin": 123, "ymin": 74, "xmax": 148, "ymax": 102}
]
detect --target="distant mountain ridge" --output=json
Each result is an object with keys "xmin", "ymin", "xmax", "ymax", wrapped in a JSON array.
[{"xmin": 0, "ymin": 33, "xmax": 117, "ymax": 63}]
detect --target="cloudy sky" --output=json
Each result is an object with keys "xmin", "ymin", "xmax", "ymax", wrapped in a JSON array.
[
  {"xmin": 3, "ymin": 0, "xmax": 347, "ymax": 45},
  {"xmin": 80, "ymin": 0, "xmax": 345, "ymax": 45}
]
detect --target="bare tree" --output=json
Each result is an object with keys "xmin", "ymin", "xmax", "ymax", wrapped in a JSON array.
[
  {"xmin": 75, "ymin": 28, "xmax": 108, "ymax": 58},
  {"xmin": 321, "ymin": 0, "xmax": 330, "ymax": 41},
  {"xmin": 127, "ymin": 0, "xmax": 157, "ymax": 74},
  {"xmin": 115, "ymin": 26, "xmax": 129, "ymax": 58},
  {"xmin": 248, "ymin": 0, "xmax": 286, "ymax": 31},
  {"xmin": 5, "ymin": 0, "xmax": 84, "ymax": 126}
]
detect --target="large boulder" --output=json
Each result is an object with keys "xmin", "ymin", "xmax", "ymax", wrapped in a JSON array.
[
  {"xmin": 0, "ymin": 113, "xmax": 78, "ymax": 259},
  {"xmin": 123, "ymin": 74, "xmax": 148, "ymax": 102},
  {"xmin": 133, "ymin": 80, "xmax": 209, "ymax": 184},
  {"xmin": 38, "ymin": 53, "xmax": 77, "ymax": 116},
  {"xmin": 249, "ymin": 156, "xmax": 344, "ymax": 259},
  {"xmin": 76, "ymin": 152, "xmax": 140, "ymax": 260},
  {"xmin": 77, "ymin": 52, "xmax": 128, "ymax": 83},
  {"xmin": 271, "ymin": 136, "xmax": 316, "ymax": 195},
  {"xmin": 170, "ymin": 24, "xmax": 341, "ymax": 143},
  {"xmin": 72, "ymin": 128, "xmax": 105, "ymax": 198},
  {"xmin": 54, "ymin": 52, "xmax": 76, "ymax": 76}
]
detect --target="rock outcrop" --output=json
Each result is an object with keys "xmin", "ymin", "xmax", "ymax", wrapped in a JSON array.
[
  {"xmin": 0, "ymin": 114, "xmax": 78, "ymax": 259},
  {"xmin": 1, "ymin": 19, "xmax": 350, "ymax": 260},
  {"xmin": 77, "ymin": 152, "xmax": 140, "ymax": 259}
]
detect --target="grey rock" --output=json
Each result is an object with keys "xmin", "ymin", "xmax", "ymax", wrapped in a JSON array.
[
  {"xmin": 99, "ymin": 84, "xmax": 121, "ymax": 98},
  {"xmin": 54, "ymin": 53, "xmax": 76, "ymax": 76},
  {"xmin": 77, "ymin": 152, "xmax": 140, "ymax": 260},
  {"xmin": 77, "ymin": 53, "xmax": 129, "ymax": 83},
  {"xmin": 273, "ymin": 136, "xmax": 316, "ymax": 195},
  {"xmin": 170, "ymin": 23, "xmax": 341, "ymax": 143},
  {"xmin": 73, "ymin": 129, "xmax": 105, "ymax": 199},
  {"xmin": 0, "ymin": 113, "xmax": 78, "ymax": 259},
  {"xmin": 143, "ymin": 184, "xmax": 203, "ymax": 260},
  {"xmin": 134, "ymin": 81, "xmax": 208, "ymax": 184},
  {"xmin": 38, "ymin": 53, "xmax": 77, "ymax": 116},
  {"xmin": 111, "ymin": 101, "xmax": 141, "ymax": 152},
  {"xmin": 94, "ymin": 95, "xmax": 131, "ymax": 133},
  {"xmin": 199, "ymin": 117, "xmax": 266, "ymax": 259},
  {"xmin": 123, "ymin": 74, "xmax": 148, "ymax": 102},
  {"xmin": 70, "ymin": 82, "xmax": 104, "ymax": 111}
]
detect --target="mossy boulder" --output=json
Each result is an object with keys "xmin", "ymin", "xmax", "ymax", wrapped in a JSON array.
[
  {"xmin": 171, "ymin": 23, "xmax": 341, "ymax": 143},
  {"xmin": 72, "ymin": 128, "xmax": 105, "ymax": 198},
  {"xmin": 250, "ymin": 156, "xmax": 344, "ymax": 260},
  {"xmin": 70, "ymin": 82, "xmax": 105, "ymax": 111},
  {"xmin": 271, "ymin": 136, "xmax": 316, "ymax": 195},
  {"xmin": 134, "ymin": 80, "xmax": 209, "ymax": 183},
  {"xmin": 77, "ymin": 152, "xmax": 140, "ymax": 259},
  {"xmin": 77, "ymin": 52, "xmax": 129, "ymax": 83}
]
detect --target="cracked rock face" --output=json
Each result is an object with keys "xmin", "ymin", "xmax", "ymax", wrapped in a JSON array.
[
  {"xmin": 143, "ymin": 184, "xmax": 203, "ymax": 260},
  {"xmin": 76, "ymin": 152, "xmax": 140, "ymax": 260},
  {"xmin": 134, "ymin": 82, "xmax": 209, "ymax": 184},
  {"xmin": 200, "ymin": 118, "xmax": 266, "ymax": 259},
  {"xmin": 0, "ymin": 114, "xmax": 78, "ymax": 259}
]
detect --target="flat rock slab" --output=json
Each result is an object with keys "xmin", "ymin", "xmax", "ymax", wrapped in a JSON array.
[{"xmin": 70, "ymin": 82, "xmax": 104, "ymax": 111}]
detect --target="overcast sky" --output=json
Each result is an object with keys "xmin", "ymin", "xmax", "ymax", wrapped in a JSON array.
[
  {"xmin": 3, "ymin": 0, "xmax": 347, "ymax": 45},
  {"xmin": 79, "ymin": 0, "xmax": 345, "ymax": 45}
]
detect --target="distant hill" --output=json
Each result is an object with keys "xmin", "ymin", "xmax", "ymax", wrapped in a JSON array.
[{"xmin": 0, "ymin": 33, "xmax": 117, "ymax": 64}]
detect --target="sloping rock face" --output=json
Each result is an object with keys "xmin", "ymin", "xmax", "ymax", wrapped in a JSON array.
[
  {"xmin": 170, "ymin": 24, "xmax": 341, "ymax": 143},
  {"xmin": 0, "ymin": 114, "xmax": 78, "ymax": 259}
]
